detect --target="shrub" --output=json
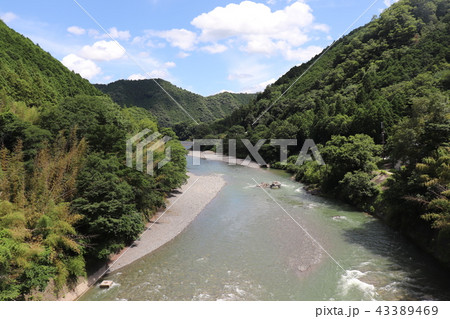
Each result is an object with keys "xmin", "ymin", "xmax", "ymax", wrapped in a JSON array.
[{"xmin": 339, "ymin": 171, "xmax": 380, "ymax": 208}]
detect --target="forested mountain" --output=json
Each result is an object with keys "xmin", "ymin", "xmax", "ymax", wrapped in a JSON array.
[
  {"xmin": 0, "ymin": 20, "xmax": 187, "ymax": 300},
  {"xmin": 201, "ymin": 0, "xmax": 450, "ymax": 266},
  {"xmin": 0, "ymin": 21, "xmax": 102, "ymax": 108},
  {"xmin": 95, "ymin": 79, "xmax": 255, "ymax": 127}
]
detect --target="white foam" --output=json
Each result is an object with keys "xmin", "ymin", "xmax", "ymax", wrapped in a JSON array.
[
  {"xmin": 193, "ymin": 293, "xmax": 212, "ymax": 301},
  {"xmin": 97, "ymin": 281, "xmax": 121, "ymax": 289},
  {"xmin": 332, "ymin": 216, "xmax": 348, "ymax": 221},
  {"xmin": 359, "ymin": 261, "xmax": 373, "ymax": 267},
  {"xmin": 110, "ymin": 282, "xmax": 121, "ymax": 289},
  {"xmin": 235, "ymin": 287, "xmax": 246, "ymax": 296},
  {"xmin": 339, "ymin": 270, "xmax": 377, "ymax": 300},
  {"xmin": 380, "ymin": 281, "xmax": 400, "ymax": 294},
  {"xmin": 217, "ymin": 293, "xmax": 238, "ymax": 301}
]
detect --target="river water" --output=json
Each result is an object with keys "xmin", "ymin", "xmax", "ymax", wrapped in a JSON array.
[{"xmin": 81, "ymin": 156, "xmax": 450, "ymax": 301}]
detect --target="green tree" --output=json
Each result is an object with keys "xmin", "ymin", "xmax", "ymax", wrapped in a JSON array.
[
  {"xmin": 321, "ymin": 134, "xmax": 381, "ymax": 190},
  {"xmin": 339, "ymin": 171, "xmax": 380, "ymax": 209},
  {"xmin": 72, "ymin": 154, "xmax": 144, "ymax": 260}
]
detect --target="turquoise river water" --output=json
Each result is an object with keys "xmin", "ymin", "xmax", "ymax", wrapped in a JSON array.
[{"xmin": 81, "ymin": 156, "xmax": 450, "ymax": 301}]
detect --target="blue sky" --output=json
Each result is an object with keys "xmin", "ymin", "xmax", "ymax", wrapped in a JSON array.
[{"xmin": 0, "ymin": 0, "xmax": 398, "ymax": 96}]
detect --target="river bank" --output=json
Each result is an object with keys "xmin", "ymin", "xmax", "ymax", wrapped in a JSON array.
[{"xmin": 60, "ymin": 171, "xmax": 225, "ymax": 301}]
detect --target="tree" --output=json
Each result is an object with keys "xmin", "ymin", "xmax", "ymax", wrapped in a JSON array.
[
  {"xmin": 40, "ymin": 95, "xmax": 127, "ymax": 153},
  {"xmin": 339, "ymin": 171, "xmax": 379, "ymax": 209},
  {"xmin": 72, "ymin": 154, "xmax": 144, "ymax": 260},
  {"xmin": 416, "ymin": 145, "xmax": 450, "ymax": 230},
  {"xmin": 321, "ymin": 134, "xmax": 381, "ymax": 190}
]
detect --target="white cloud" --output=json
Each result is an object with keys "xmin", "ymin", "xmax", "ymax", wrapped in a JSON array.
[
  {"xmin": 192, "ymin": 1, "xmax": 315, "ymax": 41},
  {"xmin": 284, "ymin": 45, "xmax": 323, "ymax": 62},
  {"xmin": 61, "ymin": 54, "xmax": 101, "ymax": 80},
  {"xmin": 138, "ymin": 55, "xmax": 163, "ymax": 70},
  {"xmin": 147, "ymin": 69, "xmax": 170, "ymax": 79},
  {"xmin": 164, "ymin": 61, "xmax": 176, "ymax": 68},
  {"xmin": 384, "ymin": 0, "xmax": 399, "ymax": 7},
  {"xmin": 88, "ymin": 29, "xmax": 100, "ymax": 37},
  {"xmin": 67, "ymin": 26, "xmax": 86, "ymax": 36},
  {"xmin": 153, "ymin": 29, "xmax": 197, "ymax": 51},
  {"xmin": 201, "ymin": 43, "xmax": 228, "ymax": 54},
  {"xmin": 86, "ymin": 27, "xmax": 130, "ymax": 40},
  {"xmin": 313, "ymin": 24, "xmax": 330, "ymax": 33},
  {"xmin": 132, "ymin": 35, "xmax": 166, "ymax": 48},
  {"xmin": 128, "ymin": 60, "xmax": 175, "ymax": 81},
  {"xmin": 128, "ymin": 73, "xmax": 147, "ymax": 80},
  {"xmin": 217, "ymin": 89, "xmax": 238, "ymax": 94},
  {"xmin": 177, "ymin": 52, "xmax": 190, "ymax": 58},
  {"xmin": 131, "ymin": 36, "xmax": 144, "ymax": 45},
  {"xmin": 244, "ymin": 78, "xmax": 276, "ymax": 93},
  {"xmin": 79, "ymin": 40, "xmax": 125, "ymax": 61},
  {"xmin": 190, "ymin": 1, "xmax": 328, "ymax": 59},
  {"xmin": 227, "ymin": 59, "xmax": 273, "ymax": 91},
  {"xmin": 136, "ymin": 1, "xmax": 326, "ymax": 62},
  {"xmin": 104, "ymin": 27, "xmax": 131, "ymax": 41},
  {"xmin": 1, "ymin": 12, "xmax": 18, "ymax": 23}
]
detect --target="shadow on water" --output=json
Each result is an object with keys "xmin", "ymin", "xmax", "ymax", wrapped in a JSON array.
[{"xmin": 341, "ymin": 218, "xmax": 450, "ymax": 300}]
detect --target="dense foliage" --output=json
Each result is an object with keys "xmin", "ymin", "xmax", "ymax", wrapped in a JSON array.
[
  {"xmin": 0, "ymin": 22, "xmax": 187, "ymax": 299},
  {"xmin": 95, "ymin": 79, "xmax": 255, "ymax": 127},
  {"xmin": 200, "ymin": 0, "xmax": 450, "ymax": 266},
  {"xmin": 0, "ymin": 21, "xmax": 102, "ymax": 108},
  {"xmin": 0, "ymin": 135, "xmax": 87, "ymax": 300}
]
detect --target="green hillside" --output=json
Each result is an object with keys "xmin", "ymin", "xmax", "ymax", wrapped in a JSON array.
[
  {"xmin": 95, "ymin": 79, "xmax": 255, "ymax": 127},
  {"xmin": 206, "ymin": 91, "xmax": 256, "ymax": 119},
  {"xmin": 0, "ymin": 21, "xmax": 187, "ymax": 300},
  {"xmin": 0, "ymin": 21, "xmax": 102, "ymax": 108},
  {"xmin": 205, "ymin": 0, "xmax": 450, "ymax": 266}
]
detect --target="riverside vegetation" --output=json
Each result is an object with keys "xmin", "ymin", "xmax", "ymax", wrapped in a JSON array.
[
  {"xmin": 182, "ymin": 0, "xmax": 450, "ymax": 268},
  {"xmin": 0, "ymin": 20, "xmax": 188, "ymax": 300}
]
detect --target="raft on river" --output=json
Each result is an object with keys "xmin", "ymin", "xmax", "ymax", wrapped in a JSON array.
[{"xmin": 99, "ymin": 280, "xmax": 114, "ymax": 289}]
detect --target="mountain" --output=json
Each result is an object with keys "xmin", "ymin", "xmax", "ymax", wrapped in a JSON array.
[
  {"xmin": 95, "ymin": 79, "xmax": 255, "ymax": 126},
  {"xmin": 206, "ymin": 0, "xmax": 450, "ymax": 266},
  {"xmin": 206, "ymin": 91, "xmax": 257, "ymax": 119},
  {"xmin": 0, "ymin": 20, "xmax": 102, "ymax": 108},
  {"xmin": 0, "ymin": 20, "xmax": 187, "ymax": 300},
  {"xmin": 215, "ymin": 0, "xmax": 449, "ymax": 143}
]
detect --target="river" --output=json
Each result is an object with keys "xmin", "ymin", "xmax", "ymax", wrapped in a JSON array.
[{"xmin": 81, "ymin": 155, "xmax": 450, "ymax": 301}]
